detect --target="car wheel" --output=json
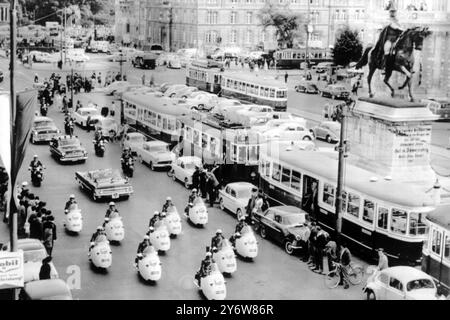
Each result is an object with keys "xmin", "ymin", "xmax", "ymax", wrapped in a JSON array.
[
  {"xmin": 326, "ymin": 135, "xmax": 333, "ymax": 143},
  {"xmin": 169, "ymin": 93, "xmax": 175, "ymax": 98},
  {"xmin": 219, "ymin": 198, "xmax": 225, "ymax": 210},
  {"xmin": 366, "ymin": 290, "xmax": 376, "ymax": 300},
  {"xmin": 184, "ymin": 178, "xmax": 190, "ymax": 189},
  {"xmin": 150, "ymin": 162, "xmax": 155, "ymax": 171},
  {"xmin": 171, "ymin": 172, "xmax": 177, "ymax": 181},
  {"xmin": 92, "ymin": 194, "xmax": 98, "ymax": 201},
  {"xmin": 236, "ymin": 208, "xmax": 242, "ymax": 218},
  {"xmin": 284, "ymin": 240, "xmax": 294, "ymax": 255},
  {"xmin": 302, "ymin": 135, "xmax": 312, "ymax": 141},
  {"xmin": 332, "ymin": 94, "xmax": 336, "ymax": 100},
  {"xmin": 138, "ymin": 155, "xmax": 143, "ymax": 164},
  {"xmin": 260, "ymin": 226, "xmax": 267, "ymax": 239},
  {"xmin": 30, "ymin": 135, "xmax": 35, "ymax": 144}
]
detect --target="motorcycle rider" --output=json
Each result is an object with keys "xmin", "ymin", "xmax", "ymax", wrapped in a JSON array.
[
  {"xmin": 195, "ymin": 251, "xmax": 215, "ymax": 285},
  {"xmin": 64, "ymin": 194, "xmax": 77, "ymax": 213},
  {"xmin": 94, "ymin": 127, "xmax": 103, "ymax": 144},
  {"xmin": 185, "ymin": 189, "xmax": 198, "ymax": 216},
  {"xmin": 29, "ymin": 155, "xmax": 43, "ymax": 172},
  {"xmin": 229, "ymin": 232, "xmax": 241, "ymax": 247},
  {"xmin": 105, "ymin": 202, "xmax": 119, "ymax": 219},
  {"xmin": 235, "ymin": 216, "xmax": 248, "ymax": 234},
  {"xmin": 162, "ymin": 197, "xmax": 174, "ymax": 213},
  {"xmin": 134, "ymin": 235, "xmax": 152, "ymax": 267},
  {"xmin": 89, "ymin": 226, "xmax": 107, "ymax": 251},
  {"xmin": 121, "ymin": 147, "xmax": 134, "ymax": 172},
  {"xmin": 64, "ymin": 115, "xmax": 75, "ymax": 136},
  {"xmin": 211, "ymin": 229, "xmax": 225, "ymax": 251},
  {"xmin": 148, "ymin": 211, "xmax": 161, "ymax": 229}
]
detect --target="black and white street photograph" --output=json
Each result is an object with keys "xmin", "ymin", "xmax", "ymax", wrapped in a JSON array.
[{"xmin": 0, "ymin": 0, "xmax": 449, "ymax": 304}]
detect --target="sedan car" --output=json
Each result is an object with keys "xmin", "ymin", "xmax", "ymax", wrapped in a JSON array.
[
  {"xmin": 218, "ymin": 182, "xmax": 257, "ymax": 218},
  {"xmin": 295, "ymin": 81, "xmax": 319, "ymax": 94},
  {"xmin": 172, "ymin": 86, "xmax": 198, "ymax": 99},
  {"xmin": 310, "ymin": 121, "xmax": 341, "ymax": 143},
  {"xmin": 19, "ymin": 279, "xmax": 73, "ymax": 300},
  {"xmin": 164, "ymin": 84, "xmax": 188, "ymax": 98},
  {"xmin": 262, "ymin": 122, "xmax": 313, "ymax": 141},
  {"xmin": 167, "ymin": 56, "xmax": 182, "ymax": 69},
  {"xmin": 168, "ymin": 156, "xmax": 202, "ymax": 188},
  {"xmin": 75, "ymin": 168, "xmax": 134, "ymax": 201},
  {"xmin": 50, "ymin": 135, "xmax": 88, "ymax": 163},
  {"xmin": 363, "ymin": 266, "xmax": 440, "ymax": 300},
  {"xmin": 72, "ymin": 107, "xmax": 103, "ymax": 128},
  {"xmin": 121, "ymin": 132, "xmax": 147, "ymax": 154},
  {"xmin": 136, "ymin": 141, "xmax": 175, "ymax": 170},
  {"xmin": 30, "ymin": 116, "xmax": 60, "ymax": 144},
  {"xmin": 66, "ymin": 52, "xmax": 89, "ymax": 63},
  {"xmin": 253, "ymin": 206, "xmax": 309, "ymax": 255},
  {"xmin": 185, "ymin": 92, "xmax": 218, "ymax": 111},
  {"xmin": 2, "ymin": 239, "xmax": 58, "ymax": 283},
  {"xmin": 102, "ymin": 81, "xmax": 132, "ymax": 95},
  {"xmin": 320, "ymin": 84, "xmax": 351, "ymax": 100}
]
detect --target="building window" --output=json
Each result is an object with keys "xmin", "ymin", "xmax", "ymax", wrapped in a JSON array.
[
  {"xmin": 246, "ymin": 30, "xmax": 252, "ymax": 43},
  {"xmin": 246, "ymin": 12, "xmax": 253, "ymax": 24},
  {"xmin": 230, "ymin": 11, "xmax": 237, "ymax": 24},
  {"xmin": 212, "ymin": 11, "xmax": 218, "ymax": 24},
  {"xmin": 230, "ymin": 30, "xmax": 237, "ymax": 43}
]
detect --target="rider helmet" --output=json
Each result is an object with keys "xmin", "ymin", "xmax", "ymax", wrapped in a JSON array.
[
  {"xmin": 33, "ymin": 155, "xmax": 38, "ymax": 159},
  {"xmin": 216, "ymin": 229, "xmax": 222, "ymax": 234},
  {"xmin": 161, "ymin": 212, "xmax": 166, "ymax": 217},
  {"xmin": 22, "ymin": 181, "xmax": 28, "ymax": 187},
  {"xmin": 104, "ymin": 217, "xmax": 110, "ymax": 222},
  {"xmin": 109, "ymin": 202, "xmax": 115, "ymax": 206},
  {"xmin": 166, "ymin": 196, "xmax": 172, "ymax": 201},
  {"xmin": 235, "ymin": 232, "xmax": 241, "ymax": 237},
  {"xmin": 239, "ymin": 216, "xmax": 245, "ymax": 221},
  {"xmin": 97, "ymin": 226, "xmax": 103, "ymax": 230},
  {"xmin": 206, "ymin": 252, "xmax": 212, "ymax": 257},
  {"xmin": 144, "ymin": 235, "xmax": 150, "ymax": 240},
  {"xmin": 192, "ymin": 188, "xmax": 197, "ymax": 192},
  {"xmin": 70, "ymin": 194, "xmax": 75, "ymax": 199},
  {"xmin": 149, "ymin": 226, "xmax": 154, "ymax": 232}
]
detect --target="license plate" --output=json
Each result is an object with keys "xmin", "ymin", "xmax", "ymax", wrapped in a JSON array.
[
  {"xmin": 216, "ymin": 290, "xmax": 225, "ymax": 294},
  {"xmin": 226, "ymin": 264, "xmax": 235, "ymax": 268},
  {"xmin": 112, "ymin": 193, "xmax": 119, "ymax": 199},
  {"xmin": 249, "ymin": 249, "xmax": 257, "ymax": 252},
  {"xmin": 39, "ymin": 135, "xmax": 49, "ymax": 139},
  {"xmin": 150, "ymin": 271, "xmax": 159, "ymax": 275},
  {"xmin": 101, "ymin": 259, "xmax": 109, "ymax": 263}
]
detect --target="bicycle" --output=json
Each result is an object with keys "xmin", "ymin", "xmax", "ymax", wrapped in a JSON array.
[{"xmin": 325, "ymin": 261, "xmax": 364, "ymax": 289}]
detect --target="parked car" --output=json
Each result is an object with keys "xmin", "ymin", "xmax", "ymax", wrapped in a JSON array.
[
  {"xmin": 218, "ymin": 182, "xmax": 257, "ymax": 218},
  {"xmin": 50, "ymin": 135, "xmax": 88, "ymax": 163},
  {"xmin": 252, "ymin": 118, "xmax": 307, "ymax": 133},
  {"xmin": 164, "ymin": 84, "xmax": 188, "ymax": 98},
  {"xmin": 19, "ymin": 279, "xmax": 72, "ymax": 300},
  {"xmin": 30, "ymin": 116, "xmax": 60, "ymax": 144},
  {"xmin": 132, "ymin": 54, "xmax": 156, "ymax": 69},
  {"xmin": 185, "ymin": 92, "xmax": 219, "ymax": 111},
  {"xmin": 320, "ymin": 84, "xmax": 351, "ymax": 100},
  {"xmin": 102, "ymin": 81, "xmax": 132, "ymax": 95},
  {"xmin": 363, "ymin": 266, "xmax": 440, "ymax": 300},
  {"xmin": 167, "ymin": 56, "xmax": 182, "ymax": 69},
  {"xmin": 135, "ymin": 141, "xmax": 175, "ymax": 170},
  {"xmin": 66, "ymin": 52, "xmax": 89, "ymax": 63},
  {"xmin": 75, "ymin": 169, "xmax": 133, "ymax": 201},
  {"xmin": 2, "ymin": 239, "xmax": 58, "ymax": 283},
  {"xmin": 172, "ymin": 86, "xmax": 198, "ymax": 99},
  {"xmin": 310, "ymin": 121, "xmax": 341, "ymax": 143},
  {"xmin": 253, "ymin": 206, "xmax": 309, "ymax": 255},
  {"xmin": 121, "ymin": 132, "xmax": 147, "ymax": 154},
  {"xmin": 72, "ymin": 107, "xmax": 103, "ymax": 129},
  {"xmin": 295, "ymin": 81, "xmax": 319, "ymax": 94},
  {"xmin": 168, "ymin": 156, "xmax": 202, "ymax": 188},
  {"xmin": 262, "ymin": 122, "xmax": 314, "ymax": 141}
]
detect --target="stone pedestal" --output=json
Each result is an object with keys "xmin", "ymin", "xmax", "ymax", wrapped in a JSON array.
[{"xmin": 346, "ymin": 97, "xmax": 439, "ymax": 185}]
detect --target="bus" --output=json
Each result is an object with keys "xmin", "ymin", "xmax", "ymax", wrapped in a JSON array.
[
  {"xmin": 274, "ymin": 48, "xmax": 332, "ymax": 69},
  {"xmin": 422, "ymin": 205, "xmax": 450, "ymax": 296},
  {"xmin": 180, "ymin": 112, "xmax": 263, "ymax": 183},
  {"xmin": 185, "ymin": 60, "xmax": 223, "ymax": 94},
  {"xmin": 258, "ymin": 141, "xmax": 433, "ymax": 266},
  {"xmin": 220, "ymin": 72, "xmax": 288, "ymax": 111},
  {"xmin": 122, "ymin": 92, "xmax": 190, "ymax": 145}
]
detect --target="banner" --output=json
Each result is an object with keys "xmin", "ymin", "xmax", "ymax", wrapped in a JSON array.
[
  {"xmin": 0, "ymin": 250, "xmax": 24, "ymax": 289},
  {"xmin": 0, "ymin": 94, "xmax": 11, "ymax": 177}
]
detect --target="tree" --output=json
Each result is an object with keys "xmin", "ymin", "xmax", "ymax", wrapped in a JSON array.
[
  {"xmin": 332, "ymin": 27, "xmax": 363, "ymax": 67},
  {"xmin": 258, "ymin": 4, "xmax": 305, "ymax": 49}
]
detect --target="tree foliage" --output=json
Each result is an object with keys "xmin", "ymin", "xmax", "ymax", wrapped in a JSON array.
[
  {"xmin": 258, "ymin": 4, "xmax": 305, "ymax": 49},
  {"xmin": 332, "ymin": 27, "xmax": 363, "ymax": 67}
]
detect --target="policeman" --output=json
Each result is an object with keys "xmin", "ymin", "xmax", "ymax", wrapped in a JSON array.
[
  {"xmin": 229, "ymin": 232, "xmax": 241, "ymax": 247},
  {"xmin": 162, "ymin": 197, "xmax": 174, "ymax": 213},
  {"xmin": 235, "ymin": 216, "xmax": 247, "ymax": 234},
  {"xmin": 185, "ymin": 189, "xmax": 198, "ymax": 216},
  {"xmin": 105, "ymin": 202, "xmax": 119, "ymax": 219},
  {"xmin": 64, "ymin": 194, "xmax": 77, "ymax": 213},
  {"xmin": 146, "ymin": 226, "xmax": 155, "ymax": 236},
  {"xmin": 195, "ymin": 251, "xmax": 215, "ymax": 285},
  {"xmin": 29, "ymin": 155, "xmax": 43, "ymax": 171},
  {"xmin": 148, "ymin": 211, "xmax": 161, "ymax": 229},
  {"xmin": 135, "ymin": 235, "xmax": 152, "ymax": 267},
  {"xmin": 89, "ymin": 226, "xmax": 106, "ymax": 250},
  {"xmin": 211, "ymin": 229, "xmax": 225, "ymax": 251}
]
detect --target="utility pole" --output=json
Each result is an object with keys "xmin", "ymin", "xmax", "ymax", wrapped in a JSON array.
[
  {"xmin": 168, "ymin": 6, "xmax": 173, "ymax": 52},
  {"xmin": 305, "ymin": 0, "xmax": 311, "ymax": 69}
]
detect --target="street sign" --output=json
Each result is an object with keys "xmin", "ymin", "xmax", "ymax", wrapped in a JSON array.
[{"xmin": 0, "ymin": 250, "xmax": 24, "ymax": 289}]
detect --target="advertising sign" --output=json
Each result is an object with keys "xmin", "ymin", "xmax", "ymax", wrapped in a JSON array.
[{"xmin": 0, "ymin": 250, "xmax": 24, "ymax": 289}]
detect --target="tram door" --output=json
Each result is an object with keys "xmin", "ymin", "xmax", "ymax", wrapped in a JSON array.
[{"xmin": 302, "ymin": 175, "xmax": 319, "ymax": 220}]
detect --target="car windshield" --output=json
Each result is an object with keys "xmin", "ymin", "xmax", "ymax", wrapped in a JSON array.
[
  {"xmin": 34, "ymin": 120, "xmax": 54, "ymax": 128},
  {"xmin": 184, "ymin": 162, "xmax": 197, "ymax": 170},
  {"xmin": 406, "ymin": 279, "xmax": 435, "ymax": 291},
  {"xmin": 91, "ymin": 169, "xmax": 122, "ymax": 181},
  {"xmin": 23, "ymin": 249, "xmax": 46, "ymax": 262},
  {"xmin": 60, "ymin": 138, "xmax": 80, "ymax": 147},
  {"xmin": 283, "ymin": 214, "xmax": 304, "ymax": 226},
  {"xmin": 130, "ymin": 135, "xmax": 145, "ymax": 142},
  {"xmin": 237, "ymin": 188, "xmax": 251, "ymax": 199}
]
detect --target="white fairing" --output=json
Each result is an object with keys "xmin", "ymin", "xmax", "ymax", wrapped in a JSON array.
[
  {"xmin": 163, "ymin": 207, "xmax": 182, "ymax": 236},
  {"xmin": 213, "ymin": 241, "xmax": 237, "ymax": 274},
  {"xmin": 200, "ymin": 264, "xmax": 227, "ymax": 300},
  {"xmin": 235, "ymin": 227, "xmax": 258, "ymax": 259},
  {"xmin": 149, "ymin": 225, "xmax": 171, "ymax": 252},
  {"xmin": 90, "ymin": 240, "xmax": 112, "ymax": 268},
  {"xmin": 138, "ymin": 247, "xmax": 162, "ymax": 281},
  {"xmin": 24, "ymin": 262, "xmax": 59, "ymax": 283},
  {"xmin": 64, "ymin": 208, "xmax": 83, "ymax": 233},
  {"xmin": 188, "ymin": 199, "xmax": 208, "ymax": 225},
  {"xmin": 105, "ymin": 218, "xmax": 125, "ymax": 242}
]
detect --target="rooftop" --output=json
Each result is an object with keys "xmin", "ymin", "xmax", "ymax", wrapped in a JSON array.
[
  {"xmin": 426, "ymin": 205, "xmax": 450, "ymax": 230},
  {"xmin": 222, "ymin": 72, "xmax": 288, "ymax": 89}
]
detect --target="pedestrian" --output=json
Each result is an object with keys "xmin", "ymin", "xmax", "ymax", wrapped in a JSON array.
[
  {"xmin": 101, "ymin": 104, "xmax": 109, "ymax": 118},
  {"xmin": 245, "ymin": 187, "xmax": 258, "ymax": 222},
  {"xmin": 110, "ymin": 101, "xmax": 116, "ymax": 117},
  {"xmin": 284, "ymin": 72, "xmax": 288, "ymax": 83},
  {"xmin": 377, "ymin": 248, "xmax": 389, "ymax": 271},
  {"xmin": 307, "ymin": 222, "xmax": 319, "ymax": 267},
  {"xmin": 97, "ymin": 72, "xmax": 102, "ymax": 86},
  {"xmin": 18, "ymin": 200, "xmax": 27, "ymax": 237},
  {"xmin": 300, "ymin": 223, "xmax": 311, "ymax": 262},
  {"xmin": 339, "ymin": 242, "xmax": 352, "ymax": 289},
  {"xmin": 261, "ymin": 194, "xmax": 270, "ymax": 212},
  {"xmin": 39, "ymin": 256, "xmax": 52, "ymax": 280},
  {"xmin": 324, "ymin": 238, "xmax": 337, "ymax": 272},
  {"xmin": 141, "ymin": 73, "xmax": 146, "ymax": 85},
  {"xmin": 313, "ymin": 227, "xmax": 328, "ymax": 274},
  {"xmin": 206, "ymin": 173, "xmax": 218, "ymax": 207},
  {"xmin": 199, "ymin": 169, "xmax": 208, "ymax": 199},
  {"xmin": 192, "ymin": 166, "xmax": 201, "ymax": 191},
  {"xmin": 42, "ymin": 215, "xmax": 56, "ymax": 257}
]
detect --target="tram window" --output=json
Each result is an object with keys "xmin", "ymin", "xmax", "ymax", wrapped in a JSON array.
[
  {"xmin": 391, "ymin": 209, "xmax": 407, "ymax": 235},
  {"xmin": 168, "ymin": 119, "xmax": 175, "ymax": 131},
  {"xmin": 323, "ymin": 183, "xmax": 335, "ymax": 206},
  {"xmin": 264, "ymin": 160, "xmax": 271, "ymax": 177},
  {"xmin": 347, "ymin": 193, "xmax": 361, "ymax": 218},
  {"xmin": 193, "ymin": 130, "xmax": 200, "ymax": 146},
  {"xmin": 162, "ymin": 118, "xmax": 168, "ymax": 130},
  {"xmin": 282, "ymin": 167, "xmax": 291, "ymax": 187},
  {"xmin": 444, "ymin": 236, "xmax": 450, "ymax": 262},
  {"xmin": 238, "ymin": 146, "xmax": 246, "ymax": 162},
  {"xmin": 363, "ymin": 200, "xmax": 375, "ymax": 224},
  {"xmin": 202, "ymin": 133, "xmax": 208, "ymax": 149},
  {"xmin": 185, "ymin": 127, "xmax": 193, "ymax": 142},
  {"xmin": 270, "ymin": 89, "xmax": 275, "ymax": 98},
  {"xmin": 157, "ymin": 114, "xmax": 162, "ymax": 128},
  {"xmin": 291, "ymin": 170, "xmax": 301, "ymax": 191},
  {"xmin": 432, "ymin": 229, "xmax": 442, "ymax": 255},
  {"xmin": 255, "ymin": 86, "xmax": 260, "ymax": 96},
  {"xmin": 377, "ymin": 207, "xmax": 389, "ymax": 229},
  {"xmin": 265, "ymin": 88, "xmax": 269, "ymax": 97},
  {"xmin": 272, "ymin": 163, "xmax": 281, "ymax": 182},
  {"xmin": 341, "ymin": 191, "xmax": 347, "ymax": 212},
  {"xmin": 210, "ymin": 137, "xmax": 218, "ymax": 155},
  {"xmin": 409, "ymin": 212, "xmax": 427, "ymax": 235},
  {"xmin": 249, "ymin": 145, "xmax": 258, "ymax": 162}
]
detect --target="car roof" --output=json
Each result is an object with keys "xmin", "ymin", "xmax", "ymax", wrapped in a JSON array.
[
  {"xmin": 144, "ymin": 141, "xmax": 168, "ymax": 147},
  {"xmin": 267, "ymin": 206, "xmax": 305, "ymax": 216},
  {"xmin": 178, "ymin": 156, "xmax": 201, "ymax": 162},
  {"xmin": 226, "ymin": 182, "xmax": 255, "ymax": 191},
  {"xmin": 4, "ymin": 238, "xmax": 45, "ymax": 251},
  {"xmin": 78, "ymin": 107, "xmax": 98, "ymax": 112},
  {"xmin": 24, "ymin": 279, "xmax": 72, "ymax": 300},
  {"xmin": 34, "ymin": 116, "xmax": 53, "ymax": 122},
  {"xmin": 381, "ymin": 266, "xmax": 433, "ymax": 283},
  {"xmin": 127, "ymin": 132, "xmax": 145, "ymax": 138}
]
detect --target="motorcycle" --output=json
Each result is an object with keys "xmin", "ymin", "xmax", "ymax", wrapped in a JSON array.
[
  {"xmin": 137, "ymin": 246, "xmax": 162, "ymax": 282},
  {"xmin": 89, "ymin": 236, "xmax": 112, "ymax": 269},
  {"xmin": 40, "ymin": 104, "xmax": 48, "ymax": 117},
  {"xmin": 64, "ymin": 204, "xmax": 83, "ymax": 233},
  {"xmin": 194, "ymin": 263, "xmax": 227, "ymax": 300},
  {"xmin": 184, "ymin": 197, "xmax": 208, "ymax": 227},
  {"xmin": 162, "ymin": 206, "xmax": 182, "ymax": 237},
  {"xmin": 104, "ymin": 217, "xmax": 125, "ymax": 243},
  {"xmin": 212, "ymin": 239, "xmax": 237, "ymax": 276},
  {"xmin": 235, "ymin": 225, "xmax": 258, "ymax": 260},
  {"xmin": 29, "ymin": 166, "xmax": 44, "ymax": 187},
  {"xmin": 122, "ymin": 157, "xmax": 134, "ymax": 178},
  {"xmin": 149, "ymin": 222, "xmax": 171, "ymax": 253},
  {"xmin": 94, "ymin": 140, "xmax": 106, "ymax": 157}
]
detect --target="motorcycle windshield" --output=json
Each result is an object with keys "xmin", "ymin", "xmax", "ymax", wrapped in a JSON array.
[
  {"xmin": 167, "ymin": 206, "xmax": 178, "ymax": 214},
  {"xmin": 240, "ymin": 225, "xmax": 252, "ymax": 235},
  {"xmin": 219, "ymin": 239, "xmax": 232, "ymax": 250},
  {"xmin": 143, "ymin": 246, "xmax": 156, "ymax": 255},
  {"xmin": 67, "ymin": 204, "xmax": 78, "ymax": 211},
  {"xmin": 193, "ymin": 197, "xmax": 204, "ymax": 206}
]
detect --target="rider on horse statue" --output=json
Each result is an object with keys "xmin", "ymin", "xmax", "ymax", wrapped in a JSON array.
[{"xmin": 381, "ymin": 3, "xmax": 404, "ymax": 73}]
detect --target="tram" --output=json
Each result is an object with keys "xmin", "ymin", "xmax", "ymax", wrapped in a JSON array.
[
  {"xmin": 274, "ymin": 48, "xmax": 332, "ymax": 69},
  {"xmin": 422, "ymin": 205, "xmax": 450, "ymax": 296},
  {"xmin": 122, "ymin": 92, "xmax": 190, "ymax": 146},
  {"xmin": 185, "ymin": 60, "xmax": 223, "ymax": 94},
  {"xmin": 180, "ymin": 112, "xmax": 263, "ymax": 184},
  {"xmin": 258, "ymin": 141, "xmax": 433, "ymax": 265},
  {"xmin": 220, "ymin": 73, "xmax": 288, "ymax": 111}
]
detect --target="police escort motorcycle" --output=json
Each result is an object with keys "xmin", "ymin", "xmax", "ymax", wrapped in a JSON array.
[
  {"xmin": 104, "ymin": 217, "xmax": 125, "ymax": 243},
  {"xmin": 137, "ymin": 246, "xmax": 162, "ymax": 282},
  {"xmin": 195, "ymin": 262, "xmax": 227, "ymax": 300},
  {"xmin": 64, "ymin": 203, "xmax": 83, "ymax": 233},
  {"xmin": 148, "ymin": 221, "xmax": 171, "ymax": 253},
  {"xmin": 163, "ymin": 206, "xmax": 182, "ymax": 237},
  {"xmin": 89, "ymin": 234, "xmax": 112, "ymax": 269},
  {"xmin": 235, "ymin": 225, "xmax": 258, "ymax": 260},
  {"xmin": 185, "ymin": 197, "xmax": 208, "ymax": 227},
  {"xmin": 212, "ymin": 239, "xmax": 237, "ymax": 276}
]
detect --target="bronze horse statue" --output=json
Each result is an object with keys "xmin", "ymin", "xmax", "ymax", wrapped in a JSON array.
[{"xmin": 356, "ymin": 26, "xmax": 432, "ymax": 102}]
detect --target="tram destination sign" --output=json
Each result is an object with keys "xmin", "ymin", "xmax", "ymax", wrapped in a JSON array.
[{"xmin": 0, "ymin": 251, "xmax": 24, "ymax": 289}]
